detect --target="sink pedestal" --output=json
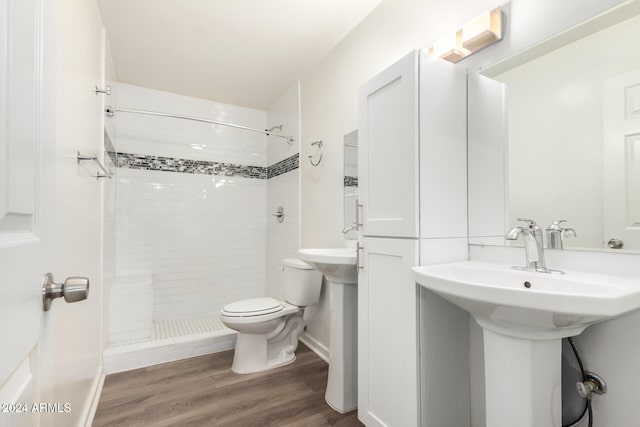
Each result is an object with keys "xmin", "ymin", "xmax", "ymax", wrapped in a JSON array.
[
  {"xmin": 325, "ymin": 281, "xmax": 358, "ymax": 413},
  {"xmin": 297, "ymin": 248, "xmax": 358, "ymax": 414},
  {"xmin": 483, "ymin": 330, "xmax": 562, "ymax": 427}
]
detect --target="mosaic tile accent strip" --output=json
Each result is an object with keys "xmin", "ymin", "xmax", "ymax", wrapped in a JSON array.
[
  {"xmin": 344, "ymin": 176, "xmax": 358, "ymax": 187},
  {"xmin": 116, "ymin": 152, "xmax": 268, "ymax": 179},
  {"xmin": 104, "ymin": 129, "xmax": 117, "ymax": 165},
  {"xmin": 113, "ymin": 151, "xmax": 299, "ymax": 180},
  {"xmin": 267, "ymin": 153, "xmax": 299, "ymax": 179}
]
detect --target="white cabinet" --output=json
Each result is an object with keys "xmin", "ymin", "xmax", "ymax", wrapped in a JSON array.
[
  {"xmin": 358, "ymin": 237, "xmax": 419, "ymax": 427},
  {"xmin": 358, "ymin": 51, "xmax": 419, "ymax": 238},
  {"xmin": 358, "ymin": 51, "xmax": 466, "ymax": 240},
  {"xmin": 357, "ymin": 50, "xmax": 468, "ymax": 426},
  {"xmin": 419, "ymin": 55, "xmax": 468, "ymax": 239}
]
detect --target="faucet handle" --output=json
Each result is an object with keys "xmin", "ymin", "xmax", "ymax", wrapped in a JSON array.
[
  {"xmin": 516, "ymin": 217, "xmax": 538, "ymax": 228},
  {"xmin": 547, "ymin": 219, "xmax": 567, "ymax": 230},
  {"xmin": 548, "ymin": 219, "xmax": 576, "ymax": 237}
]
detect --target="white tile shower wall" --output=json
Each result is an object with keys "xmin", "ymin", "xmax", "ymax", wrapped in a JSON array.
[
  {"xmin": 113, "ymin": 83, "xmax": 268, "ymax": 166},
  {"xmin": 266, "ymin": 84, "xmax": 300, "ymax": 299},
  {"xmin": 108, "ymin": 275, "xmax": 153, "ymax": 345},
  {"xmin": 116, "ymin": 168, "xmax": 267, "ymax": 321},
  {"xmin": 267, "ymin": 84, "xmax": 300, "ymax": 164},
  {"xmin": 266, "ymin": 171, "xmax": 299, "ymax": 299}
]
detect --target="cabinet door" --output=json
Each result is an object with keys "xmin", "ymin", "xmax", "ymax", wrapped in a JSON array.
[
  {"xmin": 358, "ymin": 51, "xmax": 419, "ymax": 238},
  {"xmin": 358, "ymin": 237, "xmax": 419, "ymax": 427}
]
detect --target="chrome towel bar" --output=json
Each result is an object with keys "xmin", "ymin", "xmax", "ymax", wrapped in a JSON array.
[
  {"xmin": 95, "ymin": 85, "xmax": 111, "ymax": 96},
  {"xmin": 76, "ymin": 150, "xmax": 112, "ymax": 179}
]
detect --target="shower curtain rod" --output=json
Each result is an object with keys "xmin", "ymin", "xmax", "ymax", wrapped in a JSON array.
[{"xmin": 105, "ymin": 106, "xmax": 294, "ymax": 143}]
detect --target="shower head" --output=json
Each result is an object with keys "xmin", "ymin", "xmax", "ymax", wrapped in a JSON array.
[{"xmin": 266, "ymin": 124, "xmax": 283, "ymax": 132}]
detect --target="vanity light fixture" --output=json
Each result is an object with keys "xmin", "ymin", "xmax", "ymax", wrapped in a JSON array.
[
  {"xmin": 430, "ymin": 33, "xmax": 469, "ymax": 64},
  {"xmin": 428, "ymin": 7, "xmax": 502, "ymax": 64},
  {"xmin": 462, "ymin": 7, "xmax": 503, "ymax": 52}
]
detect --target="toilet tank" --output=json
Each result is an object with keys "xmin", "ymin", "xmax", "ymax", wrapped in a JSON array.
[{"xmin": 282, "ymin": 258, "xmax": 322, "ymax": 306}]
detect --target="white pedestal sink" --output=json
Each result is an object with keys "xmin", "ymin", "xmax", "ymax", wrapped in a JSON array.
[
  {"xmin": 298, "ymin": 248, "xmax": 357, "ymax": 413},
  {"xmin": 412, "ymin": 261, "xmax": 640, "ymax": 427}
]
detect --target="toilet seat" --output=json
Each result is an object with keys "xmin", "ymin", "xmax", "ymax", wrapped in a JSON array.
[
  {"xmin": 222, "ymin": 297, "xmax": 284, "ymax": 317},
  {"xmin": 220, "ymin": 298, "xmax": 299, "ymax": 326}
]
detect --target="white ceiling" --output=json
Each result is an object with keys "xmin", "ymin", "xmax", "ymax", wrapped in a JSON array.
[{"xmin": 97, "ymin": 0, "xmax": 384, "ymax": 110}]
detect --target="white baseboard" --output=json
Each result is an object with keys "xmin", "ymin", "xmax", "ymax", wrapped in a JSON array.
[
  {"xmin": 103, "ymin": 330, "xmax": 324, "ymax": 375},
  {"xmin": 103, "ymin": 331, "xmax": 237, "ymax": 374},
  {"xmin": 81, "ymin": 367, "xmax": 105, "ymax": 427},
  {"xmin": 300, "ymin": 333, "xmax": 329, "ymax": 363}
]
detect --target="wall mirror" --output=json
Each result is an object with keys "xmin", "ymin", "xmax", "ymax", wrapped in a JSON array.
[
  {"xmin": 468, "ymin": 6, "xmax": 640, "ymax": 252},
  {"xmin": 343, "ymin": 130, "xmax": 358, "ymax": 240}
]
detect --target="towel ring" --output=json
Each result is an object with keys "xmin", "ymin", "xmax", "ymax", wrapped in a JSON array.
[{"xmin": 309, "ymin": 140, "xmax": 323, "ymax": 166}]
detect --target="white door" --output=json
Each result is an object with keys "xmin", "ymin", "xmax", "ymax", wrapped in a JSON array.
[
  {"xmin": 358, "ymin": 237, "xmax": 419, "ymax": 427},
  {"xmin": 604, "ymin": 68, "xmax": 640, "ymax": 251},
  {"xmin": 0, "ymin": 0, "xmax": 55, "ymax": 425},
  {"xmin": 358, "ymin": 51, "xmax": 419, "ymax": 238}
]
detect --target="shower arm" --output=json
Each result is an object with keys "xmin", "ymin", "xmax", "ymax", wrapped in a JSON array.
[{"xmin": 105, "ymin": 106, "xmax": 294, "ymax": 144}]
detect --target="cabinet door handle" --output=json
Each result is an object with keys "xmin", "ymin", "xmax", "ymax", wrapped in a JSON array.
[
  {"xmin": 356, "ymin": 243, "xmax": 364, "ymax": 273},
  {"xmin": 355, "ymin": 199, "xmax": 363, "ymax": 231}
]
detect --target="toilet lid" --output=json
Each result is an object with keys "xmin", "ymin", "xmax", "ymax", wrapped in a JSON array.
[{"xmin": 221, "ymin": 297, "xmax": 284, "ymax": 317}]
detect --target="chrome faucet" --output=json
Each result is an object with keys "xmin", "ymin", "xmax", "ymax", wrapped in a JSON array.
[
  {"xmin": 506, "ymin": 217, "xmax": 566, "ymax": 274},
  {"xmin": 506, "ymin": 218, "xmax": 565, "ymax": 274},
  {"xmin": 546, "ymin": 219, "xmax": 576, "ymax": 249},
  {"xmin": 506, "ymin": 218, "xmax": 546, "ymax": 271}
]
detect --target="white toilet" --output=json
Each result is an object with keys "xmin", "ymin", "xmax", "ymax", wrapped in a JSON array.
[{"xmin": 220, "ymin": 258, "xmax": 322, "ymax": 374}]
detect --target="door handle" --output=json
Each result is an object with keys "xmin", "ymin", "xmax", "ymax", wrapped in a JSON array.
[
  {"xmin": 607, "ymin": 238, "xmax": 624, "ymax": 249},
  {"xmin": 42, "ymin": 273, "xmax": 89, "ymax": 311}
]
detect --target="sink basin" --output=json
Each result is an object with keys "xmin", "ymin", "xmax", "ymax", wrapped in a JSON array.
[
  {"xmin": 412, "ymin": 260, "xmax": 640, "ymax": 339},
  {"xmin": 298, "ymin": 248, "xmax": 357, "ymax": 284}
]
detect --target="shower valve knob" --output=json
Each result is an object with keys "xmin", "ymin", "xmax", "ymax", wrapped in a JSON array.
[
  {"xmin": 576, "ymin": 380, "xmax": 596, "ymax": 399},
  {"xmin": 576, "ymin": 372, "xmax": 607, "ymax": 399}
]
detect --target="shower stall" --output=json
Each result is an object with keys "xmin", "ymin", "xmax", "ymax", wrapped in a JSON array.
[{"xmin": 102, "ymin": 82, "xmax": 301, "ymax": 372}]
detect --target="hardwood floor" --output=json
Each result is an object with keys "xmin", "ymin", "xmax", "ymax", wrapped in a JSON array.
[{"xmin": 92, "ymin": 344, "xmax": 363, "ymax": 426}]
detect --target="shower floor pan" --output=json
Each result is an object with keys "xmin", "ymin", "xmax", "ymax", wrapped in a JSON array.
[{"xmin": 104, "ymin": 313, "xmax": 237, "ymax": 374}]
